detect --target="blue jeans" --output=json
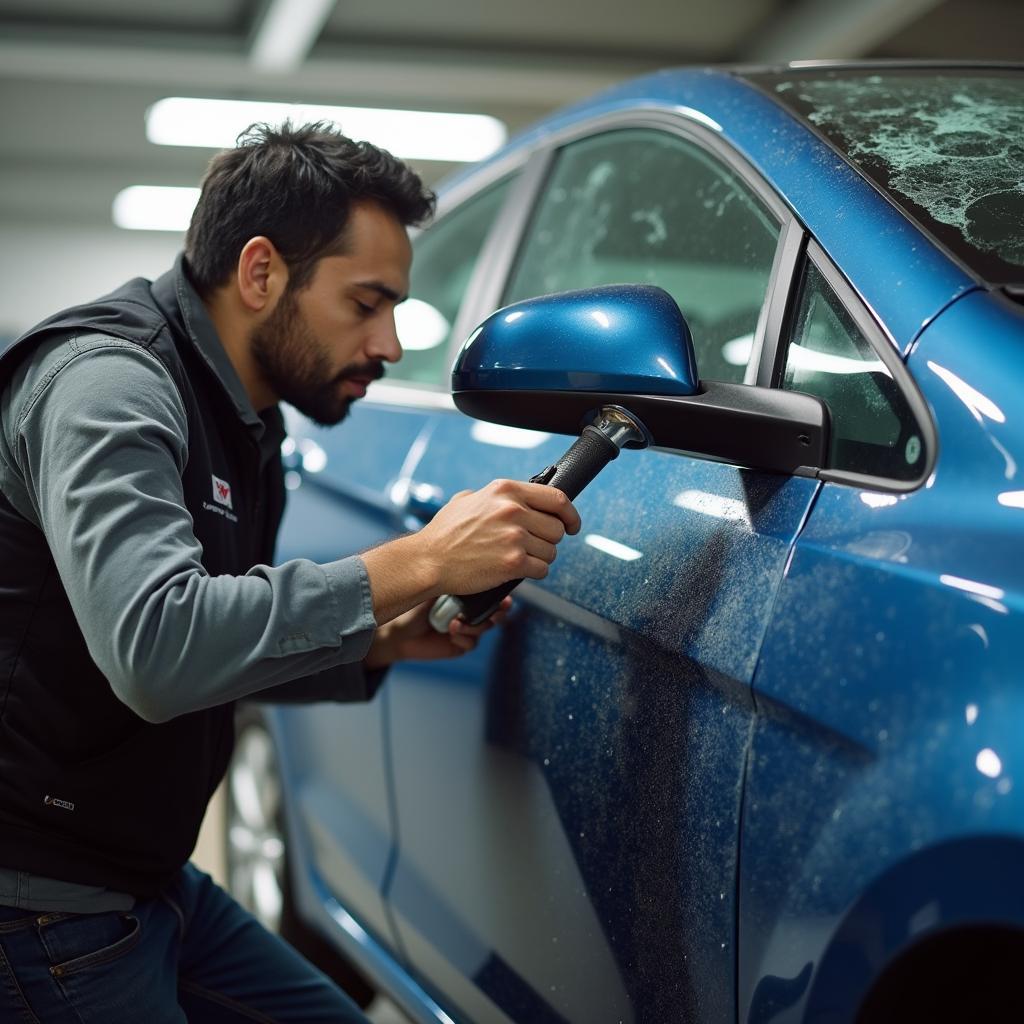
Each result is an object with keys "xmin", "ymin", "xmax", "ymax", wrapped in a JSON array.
[{"xmin": 0, "ymin": 863, "xmax": 368, "ymax": 1022}]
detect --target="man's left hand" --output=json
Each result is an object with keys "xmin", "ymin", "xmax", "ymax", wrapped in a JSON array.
[{"xmin": 364, "ymin": 596, "xmax": 511, "ymax": 669}]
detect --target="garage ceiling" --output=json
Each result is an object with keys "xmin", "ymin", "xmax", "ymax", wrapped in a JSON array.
[{"xmin": 0, "ymin": 0, "xmax": 1021, "ymax": 230}]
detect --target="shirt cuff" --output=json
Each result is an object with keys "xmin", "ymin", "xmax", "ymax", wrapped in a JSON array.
[{"xmin": 321, "ymin": 554, "xmax": 377, "ymax": 661}]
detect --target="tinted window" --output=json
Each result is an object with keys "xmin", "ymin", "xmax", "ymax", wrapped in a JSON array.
[
  {"xmin": 503, "ymin": 129, "xmax": 780, "ymax": 382},
  {"xmin": 393, "ymin": 177, "xmax": 513, "ymax": 387},
  {"xmin": 783, "ymin": 260, "xmax": 927, "ymax": 481}
]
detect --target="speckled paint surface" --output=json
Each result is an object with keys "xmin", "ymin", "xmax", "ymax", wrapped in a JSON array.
[
  {"xmin": 384, "ymin": 411, "xmax": 819, "ymax": 1023},
  {"xmin": 740, "ymin": 286, "xmax": 1024, "ymax": 1021}
]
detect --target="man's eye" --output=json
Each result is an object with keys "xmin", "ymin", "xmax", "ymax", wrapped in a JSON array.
[{"xmin": 355, "ymin": 301, "xmax": 375, "ymax": 315}]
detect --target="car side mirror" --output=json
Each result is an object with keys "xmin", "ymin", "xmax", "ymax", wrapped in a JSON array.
[{"xmin": 452, "ymin": 285, "xmax": 830, "ymax": 476}]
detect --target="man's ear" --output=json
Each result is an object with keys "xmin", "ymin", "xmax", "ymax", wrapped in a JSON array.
[{"xmin": 236, "ymin": 236, "xmax": 289, "ymax": 313}]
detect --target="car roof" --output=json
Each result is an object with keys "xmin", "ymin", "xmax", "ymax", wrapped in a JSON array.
[{"xmin": 440, "ymin": 63, "xmax": 993, "ymax": 354}]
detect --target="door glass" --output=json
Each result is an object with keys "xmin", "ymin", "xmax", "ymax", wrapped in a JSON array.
[
  {"xmin": 782, "ymin": 260, "xmax": 927, "ymax": 480},
  {"xmin": 393, "ymin": 176, "xmax": 513, "ymax": 388},
  {"xmin": 503, "ymin": 129, "xmax": 780, "ymax": 382}
]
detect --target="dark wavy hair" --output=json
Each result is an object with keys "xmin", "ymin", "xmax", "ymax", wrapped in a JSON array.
[{"xmin": 184, "ymin": 121, "xmax": 435, "ymax": 296}]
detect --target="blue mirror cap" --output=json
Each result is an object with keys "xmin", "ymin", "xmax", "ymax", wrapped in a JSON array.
[{"xmin": 451, "ymin": 285, "xmax": 700, "ymax": 397}]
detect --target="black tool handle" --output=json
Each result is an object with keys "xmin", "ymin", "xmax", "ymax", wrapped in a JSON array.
[
  {"xmin": 442, "ymin": 425, "xmax": 620, "ymax": 627},
  {"xmin": 540, "ymin": 424, "xmax": 622, "ymax": 501}
]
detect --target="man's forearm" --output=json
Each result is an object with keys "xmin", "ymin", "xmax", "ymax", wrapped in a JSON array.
[{"xmin": 360, "ymin": 531, "xmax": 442, "ymax": 625}]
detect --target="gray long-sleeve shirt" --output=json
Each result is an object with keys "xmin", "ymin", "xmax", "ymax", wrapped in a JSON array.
[{"xmin": 0, "ymin": 292, "xmax": 386, "ymax": 910}]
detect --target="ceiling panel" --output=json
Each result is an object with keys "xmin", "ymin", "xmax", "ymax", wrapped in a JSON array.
[
  {"xmin": 0, "ymin": 0, "xmax": 1018, "ymax": 237},
  {"xmin": 323, "ymin": 0, "xmax": 776, "ymax": 59},
  {"xmin": 873, "ymin": 0, "xmax": 1024, "ymax": 61},
  {"xmin": 0, "ymin": 0, "xmax": 249, "ymax": 30}
]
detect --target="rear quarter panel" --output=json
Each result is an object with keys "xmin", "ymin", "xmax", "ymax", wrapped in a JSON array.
[{"xmin": 739, "ymin": 287, "xmax": 1024, "ymax": 1022}]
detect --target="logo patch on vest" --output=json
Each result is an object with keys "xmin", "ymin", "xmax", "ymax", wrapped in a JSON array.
[
  {"xmin": 203, "ymin": 474, "xmax": 239, "ymax": 523},
  {"xmin": 212, "ymin": 474, "xmax": 233, "ymax": 509},
  {"xmin": 44, "ymin": 794, "xmax": 75, "ymax": 811}
]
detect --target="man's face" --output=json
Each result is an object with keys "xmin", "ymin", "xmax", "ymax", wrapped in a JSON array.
[{"xmin": 251, "ymin": 202, "xmax": 412, "ymax": 426}]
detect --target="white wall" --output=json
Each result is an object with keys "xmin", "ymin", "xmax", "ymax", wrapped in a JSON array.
[{"xmin": 0, "ymin": 224, "xmax": 183, "ymax": 341}]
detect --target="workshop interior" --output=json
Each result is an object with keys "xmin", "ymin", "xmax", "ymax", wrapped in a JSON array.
[{"xmin": 1, "ymin": 2, "xmax": 1022, "ymax": 1022}]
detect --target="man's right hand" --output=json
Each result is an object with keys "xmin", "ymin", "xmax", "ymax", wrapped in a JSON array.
[
  {"xmin": 417, "ymin": 478, "xmax": 581, "ymax": 596},
  {"xmin": 360, "ymin": 479, "xmax": 581, "ymax": 627}
]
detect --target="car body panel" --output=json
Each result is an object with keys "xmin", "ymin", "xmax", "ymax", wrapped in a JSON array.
[
  {"xmin": 383, "ymin": 409, "xmax": 821, "ymax": 1022},
  {"xmin": 739, "ymin": 285, "xmax": 1024, "ymax": 1021}
]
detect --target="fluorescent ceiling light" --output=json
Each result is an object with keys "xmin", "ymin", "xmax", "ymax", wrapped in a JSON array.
[
  {"xmin": 927, "ymin": 360, "xmax": 1006, "ymax": 425},
  {"xmin": 112, "ymin": 186, "xmax": 200, "ymax": 232},
  {"xmin": 722, "ymin": 333, "xmax": 754, "ymax": 366},
  {"xmin": 859, "ymin": 491, "xmax": 899, "ymax": 509},
  {"xmin": 939, "ymin": 574, "xmax": 1005, "ymax": 601},
  {"xmin": 146, "ymin": 97, "xmax": 507, "ymax": 163},
  {"xmin": 789, "ymin": 343, "xmax": 887, "ymax": 377},
  {"xmin": 976, "ymin": 747, "xmax": 1002, "ymax": 779},
  {"xmin": 675, "ymin": 105, "xmax": 722, "ymax": 133},
  {"xmin": 250, "ymin": 0, "xmax": 335, "ymax": 72}
]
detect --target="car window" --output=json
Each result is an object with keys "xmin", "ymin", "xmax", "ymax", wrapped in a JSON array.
[
  {"xmin": 502, "ymin": 128, "xmax": 780, "ymax": 382},
  {"xmin": 782, "ymin": 259, "xmax": 927, "ymax": 481},
  {"xmin": 393, "ymin": 176, "xmax": 514, "ymax": 388}
]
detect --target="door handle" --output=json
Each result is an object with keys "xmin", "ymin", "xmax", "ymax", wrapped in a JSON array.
[{"xmin": 403, "ymin": 481, "xmax": 446, "ymax": 524}]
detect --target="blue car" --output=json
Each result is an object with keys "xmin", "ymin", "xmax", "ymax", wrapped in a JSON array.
[{"xmin": 224, "ymin": 63, "xmax": 1024, "ymax": 1023}]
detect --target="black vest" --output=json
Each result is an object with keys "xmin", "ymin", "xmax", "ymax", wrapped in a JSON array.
[{"xmin": 0, "ymin": 264, "xmax": 285, "ymax": 896}]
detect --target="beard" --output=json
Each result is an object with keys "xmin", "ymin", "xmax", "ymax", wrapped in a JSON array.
[{"xmin": 251, "ymin": 289, "xmax": 383, "ymax": 427}]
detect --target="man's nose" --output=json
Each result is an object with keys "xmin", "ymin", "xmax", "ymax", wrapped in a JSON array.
[{"xmin": 367, "ymin": 313, "xmax": 402, "ymax": 363}]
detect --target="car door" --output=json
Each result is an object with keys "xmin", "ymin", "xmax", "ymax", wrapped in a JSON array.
[
  {"xmin": 383, "ymin": 119, "xmax": 823, "ymax": 1024},
  {"xmin": 267, "ymin": 168, "xmax": 519, "ymax": 955}
]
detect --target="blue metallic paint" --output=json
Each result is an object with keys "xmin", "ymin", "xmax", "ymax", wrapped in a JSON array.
[
  {"xmin": 269, "ymin": 403, "xmax": 435, "ymax": 961},
  {"xmin": 255, "ymin": 66, "xmax": 1024, "ymax": 1024},
  {"xmin": 739, "ymin": 286, "xmax": 1024, "ymax": 1020},
  {"xmin": 382, "ymin": 412, "xmax": 821, "ymax": 1023},
  {"xmin": 451, "ymin": 285, "xmax": 699, "ymax": 396}
]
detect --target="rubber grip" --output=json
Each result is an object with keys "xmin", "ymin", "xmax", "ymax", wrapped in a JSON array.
[
  {"xmin": 543, "ymin": 425, "xmax": 620, "ymax": 500},
  {"xmin": 448, "ymin": 427, "xmax": 620, "ymax": 626}
]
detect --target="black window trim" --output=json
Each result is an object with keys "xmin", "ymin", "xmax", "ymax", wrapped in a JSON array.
[
  {"xmin": 451, "ymin": 148, "xmax": 555, "ymax": 362},
  {"xmin": 778, "ymin": 239, "xmax": 938, "ymax": 493},
  {"xmin": 752, "ymin": 217, "xmax": 806, "ymax": 388}
]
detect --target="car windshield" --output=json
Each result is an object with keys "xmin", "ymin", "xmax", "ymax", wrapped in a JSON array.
[{"xmin": 742, "ymin": 68, "xmax": 1024, "ymax": 286}]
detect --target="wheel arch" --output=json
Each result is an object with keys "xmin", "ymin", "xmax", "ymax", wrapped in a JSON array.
[{"xmin": 803, "ymin": 835, "xmax": 1024, "ymax": 1021}]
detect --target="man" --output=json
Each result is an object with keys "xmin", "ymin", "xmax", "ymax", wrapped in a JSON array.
[{"xmin": 0, "ymin": 122, "xmax": 580, "ymax": 1022}]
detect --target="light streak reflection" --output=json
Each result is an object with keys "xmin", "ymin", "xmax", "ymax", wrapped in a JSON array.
[{"xmin": 584, "ymin": 534, "xmax": 643, "ymax": 561}]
